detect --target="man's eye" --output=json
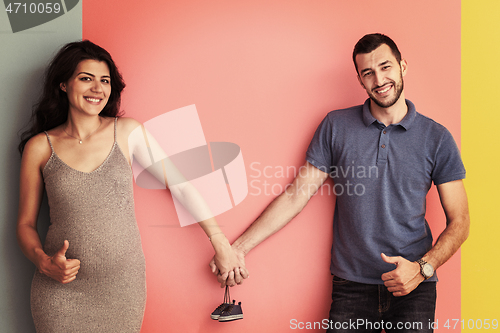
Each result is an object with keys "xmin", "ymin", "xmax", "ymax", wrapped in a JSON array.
[{"xmin": 363, "ymin": 72, "xmax": 373, "ymax": 77}]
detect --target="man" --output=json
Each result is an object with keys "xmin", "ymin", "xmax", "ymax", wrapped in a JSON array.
[{"xmin": 211, "ymin": 33, "xmax": 469, "ymax": 332}]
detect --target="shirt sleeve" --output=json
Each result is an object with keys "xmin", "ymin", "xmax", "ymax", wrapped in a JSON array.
[
  {"xmin": 431, "ymin": 128, "xmax": 466, "ymax": 185},
  {"xmin": 305, "ymin": 114, "xmax": 333, "ymax": 174}
]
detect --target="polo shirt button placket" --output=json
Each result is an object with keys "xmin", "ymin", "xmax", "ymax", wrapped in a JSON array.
[{"xmin": 377, "ymin": 127, "xmax": 389, "ymax": 164}]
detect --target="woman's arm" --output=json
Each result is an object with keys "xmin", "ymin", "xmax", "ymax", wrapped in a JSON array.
[
  {"xmin": 118, "ymin": 118, "xmax": 248, "ymax": 284},
  {"xmin": 16, "ymin": 134, "xmax": 80, "ymax": 284}
]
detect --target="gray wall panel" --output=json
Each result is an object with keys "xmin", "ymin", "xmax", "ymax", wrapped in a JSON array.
[{"xmin": 0, "ymin": 3, "xmax": 81, "ymax": 332}]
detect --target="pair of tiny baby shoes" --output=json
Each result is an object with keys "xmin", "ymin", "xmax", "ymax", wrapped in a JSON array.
[
  {"xmin": 211, "ymin": 299, "xmax": 243, "ymax": 322},
  {"xmin": 211, "ymin": 286, "xmax": 243, "ymax": 322}
]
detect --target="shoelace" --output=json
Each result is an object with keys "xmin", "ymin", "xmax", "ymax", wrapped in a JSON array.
[
  {"xmin": 214, "ymin": 285, "xmax": 231, "ymax": 311},
  {"xmin": 215, "ymin": 303, "xmax": 228, "ymax": 312},
  {"xmin": 221, "ymin": 304, "xmax": 234, "ymax": 314},
  {"xmin": 222, "ymin": 285, "xmax": 230, "ymax": 305}
]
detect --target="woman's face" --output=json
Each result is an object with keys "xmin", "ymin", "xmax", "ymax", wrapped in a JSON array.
[{"xmin": 60, "ymin": 59, "xmax": 111, "ymax": 116}]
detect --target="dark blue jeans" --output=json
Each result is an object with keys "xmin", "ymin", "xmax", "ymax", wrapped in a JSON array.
[{"xmin": 326, "ymin": 276, "xmax": 436, "ymax": 333}]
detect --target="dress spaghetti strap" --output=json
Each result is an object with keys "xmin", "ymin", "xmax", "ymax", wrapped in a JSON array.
[
  {"xmin": 44, "ymin": 131, "xmax": 55, "ymax": 154},
  {"xmin": 114, "ymin": 117, "xmax": 118, "ymax": 143}
]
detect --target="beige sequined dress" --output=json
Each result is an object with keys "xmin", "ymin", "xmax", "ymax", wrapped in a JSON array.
[{"xmin": 31, "ymin": 119, "xmax": 146, "ymax": 332}]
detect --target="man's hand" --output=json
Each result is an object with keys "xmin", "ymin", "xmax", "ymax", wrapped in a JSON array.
[
  {"xmin": 38, "ymin": 240, "xmax": 80, "ymax": 284},
  {"xmin": 380, "ymin": 253, "xmax": 424, "ymax": 297},
  {"xmin": 209, "ymin": 237, "xmax": 249, "ymax": 288}
]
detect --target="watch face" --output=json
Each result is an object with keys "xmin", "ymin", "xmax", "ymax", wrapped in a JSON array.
[{"xmin": 423, "ymin": 264, "xmax": 434, "ymax": 277}]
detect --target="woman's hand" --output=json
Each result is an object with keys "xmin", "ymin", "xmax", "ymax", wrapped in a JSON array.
[
  {"xmin": 209, "ymin": 235, "xmax": 249, "ymax": 288},
  {"xmin": 37, "ymin": 240, "xmax": 80, "ymax": 284}
]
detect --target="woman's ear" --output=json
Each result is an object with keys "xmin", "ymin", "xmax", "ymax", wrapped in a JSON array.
[{"xmin": 60, "ymin": 82, "xmax": 66, "ymax": 92}]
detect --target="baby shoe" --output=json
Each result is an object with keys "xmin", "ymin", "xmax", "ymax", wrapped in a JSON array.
[
  {"xmin": 211, "ymin": 285, "xmax": 231, "ymax": 320},
  {"xmin": 211, "ymin": 300, "xmax": 233, "ymax": 320},
  {"xmin": 218, "ymin": 301, "xmax": 243, "ymax": 322}
]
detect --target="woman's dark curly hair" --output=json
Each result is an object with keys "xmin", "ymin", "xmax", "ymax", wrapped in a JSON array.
[{"xmin": 18, "ymin": 40, "xmax": 125, "ymax": 154}]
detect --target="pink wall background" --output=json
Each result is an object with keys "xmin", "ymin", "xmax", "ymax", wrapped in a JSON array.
[{"xmin": 83, "ymin": 1, "xmax": 461, "ymax": 332}]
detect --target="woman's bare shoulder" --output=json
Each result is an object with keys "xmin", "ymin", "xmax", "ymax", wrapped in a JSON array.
[
  {"xmin": 117, "ymin": 116, "xmax": 142, "ymax": 134},
  {"xmin": 24, "ymin": 132, "xmax": 50, "ymax": 153},
  {"xmin": 22, "ymin": 132, "xmax": 52, "ymax": 168},
  {"xmin": 116, "ymin": 117, "xmax": 145, "ymax": 146}
]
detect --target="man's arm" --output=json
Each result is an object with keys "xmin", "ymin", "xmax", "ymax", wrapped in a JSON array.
[
  {"xmin": 211, "ymin": 161, "xmax": 329, "ymax": 287},
  {"xmin": 381, "ymin": 179, "xmax": 470, "ymax": 296}
]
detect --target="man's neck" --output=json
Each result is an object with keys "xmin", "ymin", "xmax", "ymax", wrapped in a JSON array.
[{"xmin": 369, "ymin": 94, "xmax": 408, "ymax": 126}]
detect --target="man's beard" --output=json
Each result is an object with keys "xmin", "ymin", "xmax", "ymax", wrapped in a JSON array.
[{"xmin": 368, "ymin": 73, "xmax": 404, "ymax": 108}]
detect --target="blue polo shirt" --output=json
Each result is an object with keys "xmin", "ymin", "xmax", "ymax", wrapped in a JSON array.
[{"xmin": 306, "ymin": 99, "xmax": 465, "ymax": 284}]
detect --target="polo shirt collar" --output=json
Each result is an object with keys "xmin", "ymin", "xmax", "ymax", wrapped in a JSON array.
[{"xmin": 362, "ymin": 98, "xmax": 417, "ymax": 130}]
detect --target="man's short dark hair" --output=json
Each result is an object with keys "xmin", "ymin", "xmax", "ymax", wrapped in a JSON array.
[{"xmin": 352, "ymin": 33, "xmax": 402, "ymax": 75}]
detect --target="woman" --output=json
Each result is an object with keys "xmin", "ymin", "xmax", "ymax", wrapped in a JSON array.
[{"xmin": 17, "ymin": 40, "xmax": 246, "ymax": 332}]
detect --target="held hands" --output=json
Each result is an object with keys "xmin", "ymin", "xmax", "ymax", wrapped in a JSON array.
[
  {"xmin": 380, "ymin": 253, "xmax": 424, "ymax": 297},
  {"xmin": 209, "ymin": 235, "xmax": 248, "ymax": 288},
  {"xmin": 38, "ymin": 240, "xmax": 80, "ymax": 284}
]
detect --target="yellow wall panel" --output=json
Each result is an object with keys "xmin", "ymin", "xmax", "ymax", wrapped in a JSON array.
[{"xmin": 462, "ymin": 0, "xmax": 500, "ymax": 324}]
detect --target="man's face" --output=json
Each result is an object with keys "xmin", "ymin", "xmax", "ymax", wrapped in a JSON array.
[{"xmin": 355, "ymin": 43, "xmax": 407, "ymax": 108}]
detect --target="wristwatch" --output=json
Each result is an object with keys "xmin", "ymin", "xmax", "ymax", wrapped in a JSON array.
[{"xmin": 416, "ymin": 259, "xmax": 434, "ymax": 279}]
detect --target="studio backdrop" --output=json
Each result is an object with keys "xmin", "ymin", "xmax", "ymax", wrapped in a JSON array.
[{"xmin": 0, "ymin": 0, "xmax": 498, "ymax": 332}]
